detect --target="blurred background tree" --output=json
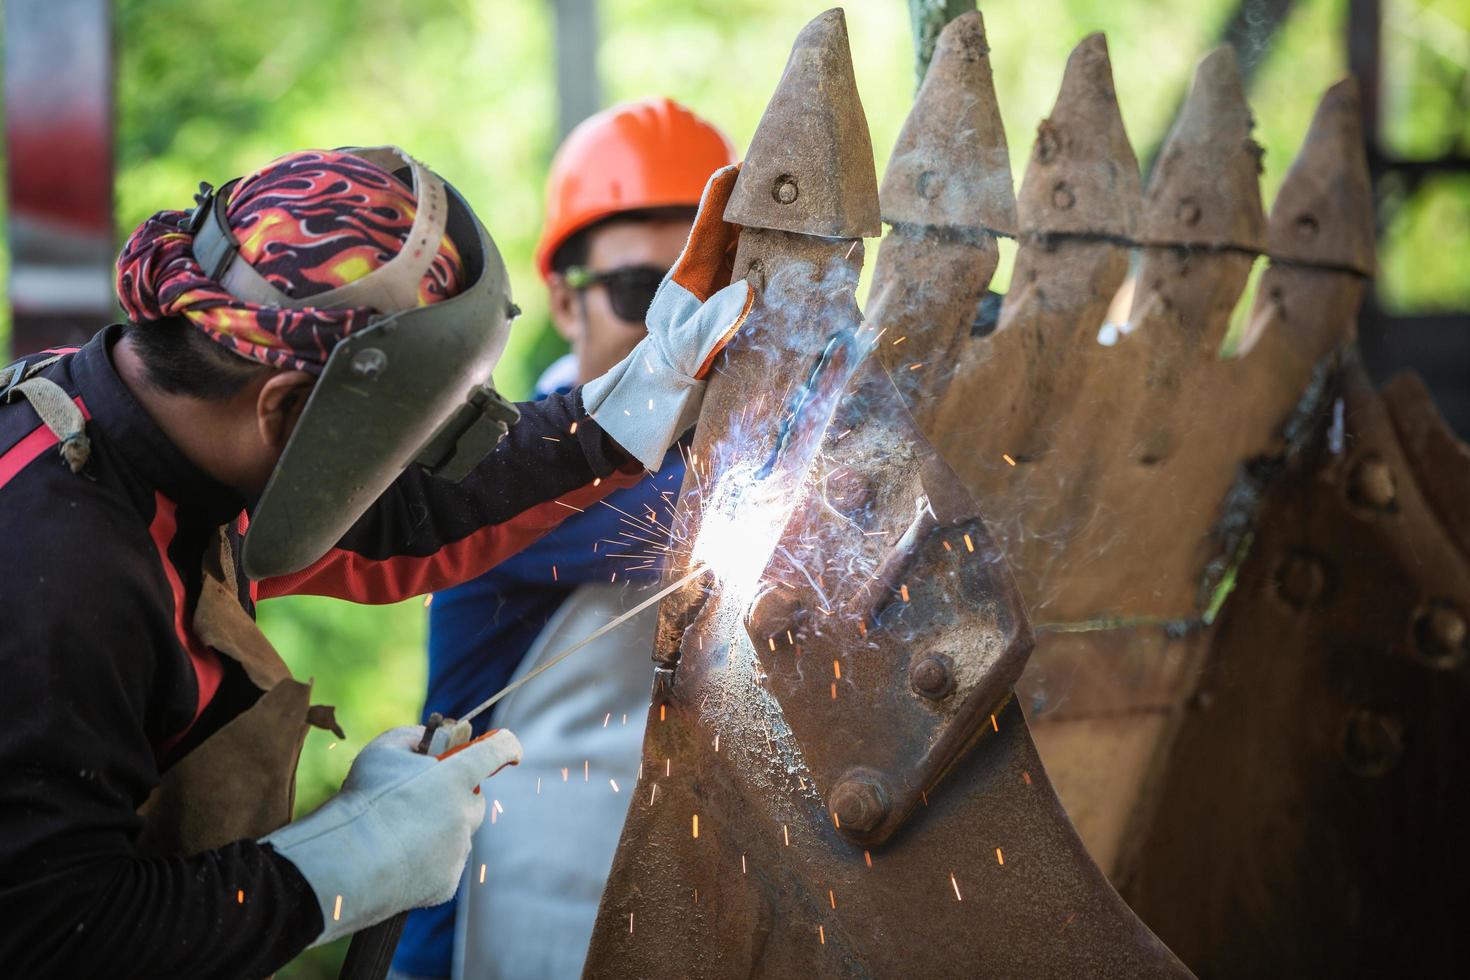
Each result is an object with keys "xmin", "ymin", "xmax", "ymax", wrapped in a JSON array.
[{"xmin": 0, "ymin": 0, "xmax": 1465, "ymax": 975}]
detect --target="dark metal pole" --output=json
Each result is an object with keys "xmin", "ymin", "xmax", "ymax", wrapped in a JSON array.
[
  {"xmin": 907, "ymin": 0, "xmax": 975, "ymax": 85},
  {"xmin": 550, "ymin": 0, "xmax": 603, "ymax": 140}
]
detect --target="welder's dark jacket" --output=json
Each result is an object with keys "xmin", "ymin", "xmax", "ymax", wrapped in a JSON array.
[{"xmin": 0, "ymin": 325, "xmax": 639, "ymax": 978}]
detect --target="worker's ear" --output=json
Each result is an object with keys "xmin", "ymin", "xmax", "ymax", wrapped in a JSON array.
[
  {"xmin": 256, "ymin": 370, "xmax": 315, "ymax": 451},
  {"xmin": 546, "ymin": 273, "xmax": 581, "ymax": 343}
]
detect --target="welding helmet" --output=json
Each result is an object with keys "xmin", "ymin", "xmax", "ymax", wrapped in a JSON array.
[
  {"xmin": 534, "ymin": 97, "xmax": 738, "ymax": 280},
  {"xmin": 187, "ymin": 146, "xmax": 521, "ymax": 579}
]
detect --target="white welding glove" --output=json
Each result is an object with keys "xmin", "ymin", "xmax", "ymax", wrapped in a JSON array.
[
  {"xmin": 582, "ymin": 163, "xmax": 753, "ymax": 471},
  {"xmin": 261, "ymin": 724, "xmax": 521, "ymax": 947}
]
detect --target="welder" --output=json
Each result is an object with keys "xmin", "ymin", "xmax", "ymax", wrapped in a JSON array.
[
  {"xmin": 0, "ymin": 145, "xmax": 747, "ymax": 977},
  {"xmin": 393, "ymin": 98, "xmax": 737, "ymax": 980}
]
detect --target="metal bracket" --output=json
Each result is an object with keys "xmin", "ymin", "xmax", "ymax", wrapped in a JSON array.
[{"xmin": 415, "ymin": 382, "xmax": 521, "ymax": 482}]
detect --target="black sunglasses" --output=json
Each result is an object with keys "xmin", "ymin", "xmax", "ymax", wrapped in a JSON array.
[{"xmin": 564, "ymin": 264, "xmax": 667, "ymax": 324}]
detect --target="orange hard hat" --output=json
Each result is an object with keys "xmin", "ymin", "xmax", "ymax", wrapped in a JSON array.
[{"xmin": 535, "ymin": 97, "xmax": 738, "ymax": 280}]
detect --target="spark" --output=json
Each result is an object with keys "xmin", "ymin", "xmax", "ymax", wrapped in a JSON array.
[
  {"xmin": 963, "ymin": 533, "xmax": 975, "ymax": 553},
  {"xmin": 900, "ymin": 584, "xmax": 910, "ymax": 602},
  {"xmin": 660, "ymin": 704, "xmax": 666, "ymax": 722},
  {"xmin": 951, "ymin": 872, "xmax": 962, "ymax": 902},
  {"xmin": 891, "ymin": 335, "xmax": 908, "ymax": 346},
  {"xmin": 610, "ymin": 779, "xmax": 620, "ymax": 793},
  {"xmin": 921, "ymin": 790, "xmax": 929, "ymax": 806},
  {"xmin": 832, "ymin": 660, "xmax": 841, "ymax": 679},
  {"xmin": 996, "ymin": 847, "xmax": 1005, "ymax": 866},
  {"xmin": 692, "ymin": 814, "xmax": 700, "ymax": 839},
  {"xmin": 845, "ymin": 239, "xmax": 859, "ymax": 260},
  {"xmin": 493, "ymin": 799, "xmax": 503, "ymax": 815},
  {"xmin": 832, "ymin": 810, "xmax": 841, "ymax": 829},
  {"xmin": 479, "ymin": 864, "xmax": 487, "ymax": 884},
  {"xmin": 536, "ymin": 777, "xmax": 542, "ymax": 795},
  {"xmin": 742, "ymin": 853, "xmax": 747, "ymax": 874},
  {"xmin": 327, "ymin": 742, "xmax": 336, "ymax": 750},
  {"xmin": 819, "ymin": 924, "xmax": 826, "ymax": 945},
  {"xmin": 1002, "ymin": 453, "xmax": 1017, "ymax": 466},
  {"xmin": 569, "ymin": 421, "xmax": 578, "ymax": 434},
  {"xmin": 991, "ymin": 713, "xmax": 999, "ymax": 732},
  {"xmin": 829, "ymin": 889, "xmax": 836, "ymax": 909},
  {"xmin": 552, "ymin": 565, "xmax": 559, "ymax": 582},
  {"xmin": 561, "ymin": 768, "xmax": 569, "ymax": 782},
  {"xmin": 622, "ymin": 713, "xmax": 627, "ymax": 725},
  {"xmin": 1022, "ymin": 771, "xmax": 1033, "ymax": 786},
  {"xmin": 864, "ymin": 850, "xmax": 872, "ymax": 868},
  {"xmin": 648, "ymin": 398, "xmax": 654, "ymax": 411},
  {"xmin": 541, "ymin": 435, "xmax": 560, "ymax": 442},
  {"xmin": 554, "ymin": 499, "xmax": 585, "ymax": 513},
  {"xmin": 603, "ymin": 712, "xmax": 611, "ymax": 728},
  {"xmin": 593, "ymin": 477, "xmax": 602, "ymax": 487},
  {"xmin": 629, "ymin": 911, "xmax": 634, "ymax": 934},
  {"xmin": 649, "ymin": 784, "xmax": 658, "ymax": 804},
  {"xmin": 714, "ymin": 733, "xmax": 720, "ymax": 752},
  {"xmin": 665, "ymin": 758, "xmax": 671, "ymax": 777},
  {"xmin": 768, "ymin": 636, "xmax": 776, "ymax": 652},
  {"xmin": 830, "ymin": 682, "xmax": 837, "ymax": 700},
  {"xmin": 908, "ymin": 362, "xmax": 923, "ymax": 371},
  {"xmin": 786, "ymin": 629, "xmax": 794, "ymax": 645},
  {"xmin": 943, "ymin": 540, "xmax": 952, "ymax": 552},
  {"xmin": 237, "ymin": 889, "xmax": 244, "ymax": 904},
  {"xmin": 584, "ymin": 760, "xmax": 589, "ymax": 782},
  {"xmin": 422, "ymin": 594, "xmax": 433, "ymax": 608},
  {"xmin": 333, "ymin": 894, "xmax": 343, "ymax": 921},
  {"xmin": 783, "ymin": 824, "xmax": 790, "ymax": 846}
]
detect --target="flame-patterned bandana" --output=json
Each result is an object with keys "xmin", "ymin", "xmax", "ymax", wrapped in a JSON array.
[{"xmin": 116, "ymin": 148, "xmax": 463, "ymax": 374}]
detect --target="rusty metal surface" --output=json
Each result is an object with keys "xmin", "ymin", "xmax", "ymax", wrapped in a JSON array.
[
  {"xmin": 725, "ymin": 8, "xmax": 881, "ymax": 241},
  {"xmin": 586, "ymin": 10, "xmax": 1189, "ymax": 977},
  {"xmin": 1119, "ymin": 362, "xmax": 1470, "ymax": 977},
  {"xmin": 880, "ymin": 11, "xmax": 1014, "ymax": 237}
]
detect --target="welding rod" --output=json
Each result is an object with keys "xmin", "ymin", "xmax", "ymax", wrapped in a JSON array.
[{"xmin": 457, "ymin": 562, "xmax": 710, "ymax": 727}]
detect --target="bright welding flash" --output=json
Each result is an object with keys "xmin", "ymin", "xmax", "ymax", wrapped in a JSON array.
[{"xmin": 690, "ymin": 461, "xmax": 793, "ymax": 611}]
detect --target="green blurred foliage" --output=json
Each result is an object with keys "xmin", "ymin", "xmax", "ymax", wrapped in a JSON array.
[{"xmin": 0, "ymin": 0, "xmax": 1463, "ymax": 975}]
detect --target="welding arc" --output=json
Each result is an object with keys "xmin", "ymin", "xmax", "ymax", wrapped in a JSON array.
[{"xmin": 457, "ymin": 563, "xmax": 710, "ymax": 726}]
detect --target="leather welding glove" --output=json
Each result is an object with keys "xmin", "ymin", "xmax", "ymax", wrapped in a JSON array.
[
  {"xmin": 261, "ymin": 725, "xmax": 521, "ymax": 947},
  {"xmin": 582, "ymin": 163, "xmax": 753, "ymax": 471}
]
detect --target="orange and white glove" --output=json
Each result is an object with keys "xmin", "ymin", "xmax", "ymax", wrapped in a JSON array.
[
  {"xmin": 261, "ymin": 725, "xmax": 521, "ymax": 946},
  {"xmin": 581, "ymin": 164, "xmax": 753, "ymax": 470}
]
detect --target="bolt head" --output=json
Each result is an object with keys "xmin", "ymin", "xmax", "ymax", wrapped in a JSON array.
[
  {"xmin": 829, "ymin": 775, "xmax": 888, "ymax": 835},
  {"xmin": 1050, "ymin": 181, "xmax": 1075, "ymax": 211},
  {"xmin": 772, "ymin": 175, "xmax": 799, "ymax": 205},
  {"xmin": 1414, "ymin": 599, "xmax": 1467, "ymax": 667},
  {"xmin": 1176, "ymin": 196, "xmax": 1203, "ymax": 226},
  {"xmin": 1275, "ymin": 552, "xmax": 1329, "ymax": 609},
  {"xmin": 350, "ymin": 347, "xmax": 388, "ymax": 379},
  {"xmin": 910, "ymin": 654, "xmax": 956, "ymax": 700},
  {"xmin": 1348, "ymin": 454, "xmax": 1397, "ymax": 512}
]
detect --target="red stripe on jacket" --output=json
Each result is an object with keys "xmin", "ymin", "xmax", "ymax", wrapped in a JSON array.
[
  {"xmin": 150, "ymin": 493, "xmax": 224, "ymax": 755},
  {"xmin": 256, "ymin": 471, "xmax": 641, "ymax": 603},
  {"xmin": 0, "ymin": 396, "xmax": 91, "ymax": 490}
]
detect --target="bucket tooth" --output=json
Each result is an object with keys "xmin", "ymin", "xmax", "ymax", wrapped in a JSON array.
[
  {"xmin": 880, "ymin": 10, "xmax": 1016, "ymax": 237},
  {"xmin": 1140, "ymin": 46, "xmax": 1265, "ymax": 251},
  {"xmin": 1017, "ymin": 33, "xmax": 1140, "ymax": 240},
  {"xmin": 725, "ymin": 8, "xmax": 881, "ymax": 239},
  {"xmin": 1265, "ymin": 78, "xmax": 1375, "ymax": 276}
]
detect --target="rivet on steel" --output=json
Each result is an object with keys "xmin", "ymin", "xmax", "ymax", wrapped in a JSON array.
[
  {"xmin": 772, "ymin": 175, "xmax": 800, "ymax": 205},
  {"xmin": 1175, "ymin": 196, "xmax": 1203, "ymax": 226},
  {"xmin": 1051, "ymin": 180, "xmax": 1076, "ymax": 211},
  {"xmin": 910, "ymin": 654, "xmax": 957, "ymax": 700},
  {"xmin": 1413, "ymin": 599, "xmax": 1467, "ymax": 668},
  {"xmin": 351, "ymin": 347, "xmax": 388, "ymax": 379},
  {"xmin": 916, "ymin": 170, "xmax": 942, "ymax": 201},
  {"xmin": 829, "ymin": 774, "xmax": 888, "ymax": 835},
  {"xmin": 1348, "ymin": 454, "xmax": 1397, "ymax": 512},
  {"xmin": 1274, "ymin": 552, "xmax": 1328, "ymax": 610}
]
